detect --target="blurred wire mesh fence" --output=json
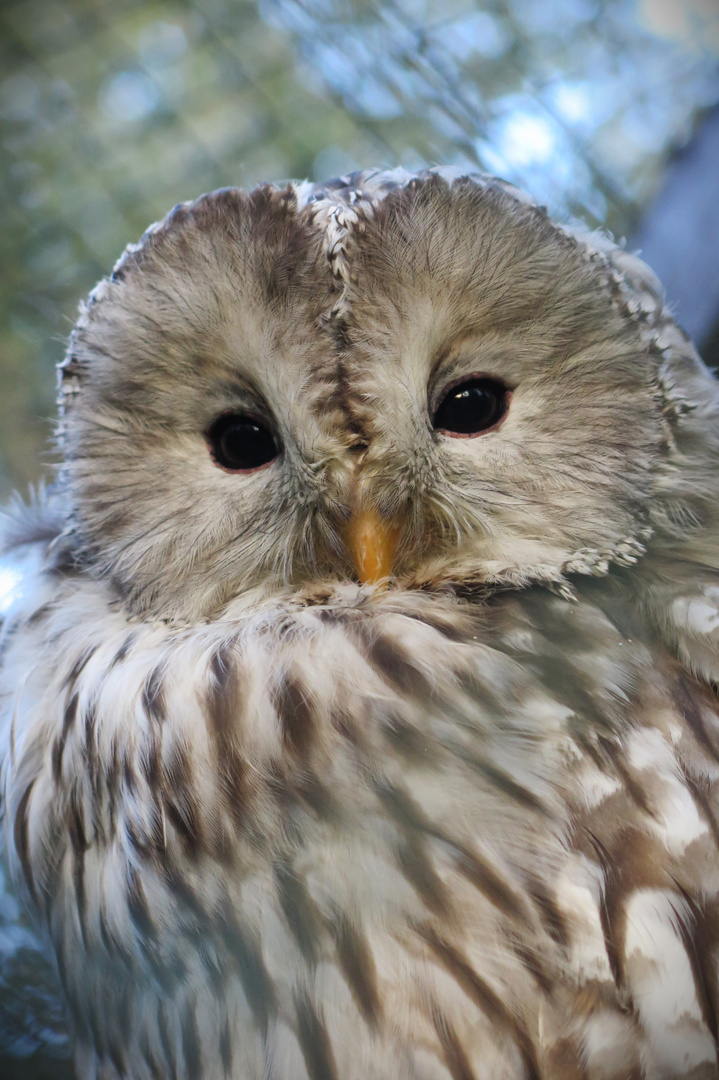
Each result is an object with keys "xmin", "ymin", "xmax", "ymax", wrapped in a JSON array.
[{"xmin": 1, "ymin": 0, "xmax": 718, "ymax": 499}]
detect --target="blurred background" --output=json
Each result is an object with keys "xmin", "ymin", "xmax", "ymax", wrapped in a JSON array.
[
  {"xmin": 0, "ymin": 0, "xmax": 718, "ymax": 506},
  {"xmin": 0, "ymin": 1, "xmax": 718, "ymax": 1074}
]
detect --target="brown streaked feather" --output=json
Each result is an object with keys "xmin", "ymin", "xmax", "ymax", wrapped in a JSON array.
[
  {"xmin": 431, "ymin": 1005, "xmax": 478, "ymax": 1080},
  {"xmin": 294, "ymin": 991, "xmax": 339, "ymax": 1080},
  {"xmin": 328, "ymin": 911, "xmax": 381, "ymax": 1027}
]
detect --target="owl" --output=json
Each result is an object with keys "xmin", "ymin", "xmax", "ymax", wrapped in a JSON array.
[{"xmin": 2, "ymin": 166, "xmax": 719, "ymax": 1080}]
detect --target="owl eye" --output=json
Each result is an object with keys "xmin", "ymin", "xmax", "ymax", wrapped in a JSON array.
[
  {"xmin": 207, "ymin": 413, "xmax": 280, "ymax": 472},
  {"xmin": 433, "ymin": 377, "xmax": 508, "ymax": 437}
]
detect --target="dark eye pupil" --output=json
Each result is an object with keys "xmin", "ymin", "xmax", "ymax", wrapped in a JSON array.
[
  {"xmin": 208, "ymin": 414, "xmax": 279, "ymax": 471},
  {"xmin": 433, "ymin": 378, "xmax": 507, "ymax": 436}
]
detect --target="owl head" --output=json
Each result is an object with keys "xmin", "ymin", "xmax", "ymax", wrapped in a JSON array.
[{"xmin": 55, "ymin": 169, "xmax": 719, "ymax": 625}]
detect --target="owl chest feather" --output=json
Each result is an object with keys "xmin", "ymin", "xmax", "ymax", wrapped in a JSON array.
[{"xmin": 3, "ymin": 575, "xmax": 719, "ymax": 1080}]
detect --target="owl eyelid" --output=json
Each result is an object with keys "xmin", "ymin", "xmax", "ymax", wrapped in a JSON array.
[
  {"xmin": 205, "ymin": 405, "xmax": 278, "ymax": 435},
  {"xmin": 429, "ymin": 369, "xmax": 510, "ymax": 415},
  {"xmin": 207, "ymin": 447, "xmax": 281, "ymax": 476}
]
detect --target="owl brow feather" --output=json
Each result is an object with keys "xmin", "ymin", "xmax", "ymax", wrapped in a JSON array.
[{"xmin": 139, "ymin": 276, "xmax": 222, "ymax": 329}]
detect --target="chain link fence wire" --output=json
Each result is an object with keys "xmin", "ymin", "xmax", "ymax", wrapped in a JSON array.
[{"xmin": 0, "ymin": 0, "xmax": 717, "ymax": 501}]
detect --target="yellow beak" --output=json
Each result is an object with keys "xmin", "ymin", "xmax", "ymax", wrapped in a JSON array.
[{"xmin": 345, "ymin": 507, "xmax": 399, "ymax": 585}]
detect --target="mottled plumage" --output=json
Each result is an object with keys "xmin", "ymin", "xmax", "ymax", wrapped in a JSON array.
[{"xmin": 3, "ymin": 168, "xmax": 719, "ymax": 1079}]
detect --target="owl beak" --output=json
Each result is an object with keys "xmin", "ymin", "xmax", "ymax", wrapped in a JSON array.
[{"xmin": 345, "ymin": 508, "xmax": 400, "ymax": 585}]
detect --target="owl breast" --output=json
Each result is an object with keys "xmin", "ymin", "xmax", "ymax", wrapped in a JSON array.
[{"xmin": 4, "ymin": 569, "xmax": 719, "ymax": 1080}]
